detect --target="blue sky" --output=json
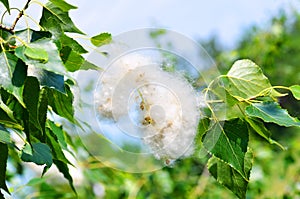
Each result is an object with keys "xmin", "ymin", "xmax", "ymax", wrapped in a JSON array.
[{"xmin": 70, "ymin": 0, "xmax": 300, "ymax": 47}]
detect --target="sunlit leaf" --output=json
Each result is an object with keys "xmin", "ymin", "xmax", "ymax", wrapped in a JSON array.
[
  {"xmin": 0, "ymin": 125, "xmax": 10, "ymax": 144},
  {"xmin": 203, "ymin": 119, "xmax": 249, "ymax": 179},
  {"xmin": 59, "ymin": 34, "xmax": 87, "ymax": 54},
  {"xmin": 21, "ymin": 143, "xmax": 53, "ymax": 168},
  {"xmin": 91, "ymin": 33, "xmax": 112, "ymax": 47},
  {"xmin": 221, "ymin": 59, "xmax": 282, "ymax": 100},
  {"xmin": 290, "ymin": 85, "xmax": 300, "ymax": 100},
  {"xmin": 24, "ymin": 46, "xmax": 49, "ymax": 63},
  {"xmin": 40, "ymin": 2, "xmax": 83, "ymax": 35},
  {"xmin": 15, "ymin": 38, "xmax": 68, "ymax": 76},
  {"xmin": 0, "ymin": 52, "xmax": 24, "ymax": 105},
  {"xmin": 245, "ymin": 102, "xmax": 300, "ymax": 127},
  {"xmin": 208, "ymin": 149, "xmax": 253, "ymax": 199},
  {"xmin": 49, "ymin": 0, "xmax": 77, "ymax": 12},
  {"xmin": 60, "ymin": 46, "xmax": 84, "ymax": 72}
]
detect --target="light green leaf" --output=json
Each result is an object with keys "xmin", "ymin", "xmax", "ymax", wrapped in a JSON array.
[
  {"xmin": 290, "ymin": 85, "xmax": 300, "ymax": 100},
  {"xmin": 0, "ymin": 0, "xmax": 10, "ymax": 14},
  {"xmin": 15, "ymin": 38, "xmax": 68, "ymax": 76},
  {"xmin": 91, "ymin": 33, "xmax": 112, "ymax": 47},
  {"xmin": 40, "ymin": 2, "xmax": 83, "ymax": 35},
  {"xmin": 49, "ymin": 0, "xmax": 77, "ymax": 12},
  {"xmin": 24, "ymin": 46, "xmax": 49, "ymax": 63},
  {"xmin": 0, "ymin": 52, "xmax": 24, "ymax": 106},
  {"xmin": 0, "ymin": 126, "xmax": 10, "ymax": 144},
  {"xmin": 203, "ymin": 119, "xmax": 249, "ymax": 179},
  {"xmin": 21, "ymin": 143, "xmax": 53, "ymax": 168},
  {"xmin": 208, "ymin": 149, "xmax": 253, "ymax": 199},
  {"xmin": 60, "ymin": 46, "xmax": 84, "ymax": 72},
  {"xmin": 245, "ymin": 102, "xmax": 300, "ymax": 127},
  {"xmin": 80, "ymin": 60, "xmax": 101, "ymax": 70},
  {"xmin": 0, "ymin": 143, "xmax": 9, "ymax": 196},
  {"xmin": 221, "ymin": 59, "xmax": 281, "ymax": 100}
]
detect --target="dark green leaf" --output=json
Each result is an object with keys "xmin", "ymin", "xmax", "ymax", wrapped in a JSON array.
[
  {"xmin": 60, "ymin": 46, "xmax": 84, "ymax": 72},
  {"xmin": 290, "ymin": 85, "xmax": 300, "ymax": 100},
  {"xmin": 53, "ymin": 160, "xmax": 76, "ymax": 194},
  {"xmin": 0, "ymin": 52, "xmax": 24, "ymax": 105},
  {"xmin": 91, "ymin": 33, "xmax": 112, "ymax": 47},
  {"xmin": 208, "ymin": 149, "xmax": 253, "ymax": 199},
  {"xmin": 15, "ymin": 38, "xmax": 68, "ymax": 76},
  {"xmin": 21, "ymin": 143, "xmax": 53, "ymax": 168},
  {"xmin": 0, "ymin": 143, "xmax": 9, "ymax": 196},
  {"xmin": 40, "ymin": 3, "xmax": 83, "ymax": 35},
  {"xmin": 46, "ymin": 85, "xmax": 74, "ymax": 123},
  {"xmin": 221, "ymin": 59, "xmax": 282, "ymax": 100},
  {"xmin": 245, "ymin": 102, "xmax": 300, "ymax": 127},
  {"xmin": 38, "ymin": 88, "xmax": 48, "ymax": 136},
  {"xmin": 49, "ymin": 0, "xmax": 77, "ymax": 11},
  {"xmin": 0, "ymin": 0, "xmax": 10, "ymax": 14},
  {"xmin": 203, "ymin": 119, "xmax": 249, "ymax": 178},
  {"xmin": 23, "ymin": 77, "xmax": 41, "ymax": 131},
  {"xmin": 24, "ymin": 46, "xmax": 49, "ymax": 63},
  {"xmin": 12, "ymin": 59, "xmax": 27, "ymax": 87},
  {"xmin": 33, "ymin": 69, "xmax": 65, "ymax": 93}
]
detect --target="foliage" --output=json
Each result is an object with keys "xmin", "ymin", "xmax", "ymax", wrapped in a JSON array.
[{"xmin": 0, "ymin": 1, "xmax": 299, "ymax": 199}]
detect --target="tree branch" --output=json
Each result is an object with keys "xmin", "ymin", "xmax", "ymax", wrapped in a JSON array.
[{"xmin": 0, "ymin": 0, "xmax": 32, "ymax": 34}]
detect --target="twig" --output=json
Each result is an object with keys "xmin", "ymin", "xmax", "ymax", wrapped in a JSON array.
[{"xmin": 0, "ymin": 0, "xmax": 32, "ymax": 34}]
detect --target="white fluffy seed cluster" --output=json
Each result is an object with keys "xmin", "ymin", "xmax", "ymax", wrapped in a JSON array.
[{"xmin": 95, "ymin": 53, "xmax": 201, "ymax": 164}]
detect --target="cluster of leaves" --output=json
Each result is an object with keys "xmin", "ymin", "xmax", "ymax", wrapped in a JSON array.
[
  {"xmin": 198, "ymin": 59, "xmax": 300, "ymax": 198},
  {"xmin": 0, "ymin": 0, "xmax": 111, "ymax": 198}
]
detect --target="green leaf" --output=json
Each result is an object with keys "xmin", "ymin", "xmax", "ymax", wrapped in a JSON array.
[
  {"xmin": 245, "ymin": 117, "xmax": 284, "ymax": 149},
  {"xmin": 290, "ymin": 85, "xmax": 300, "ymax": 100},
  {"xmin": 32, "ymin": 69, "xmax": 65, "ymax": 93},
  {"xmin": 60, "ymin": 46, "xmax": 84, "ymax": 72},
  {"xmin": 46, "ymin": 120, "xmax": 68, "ymax": 150},
  {"xmin": 45, "ymin": 127, "xmax": 70, "ymax": 165},
  {"xmin": 0, "ymin": 52, "xmax": 24, "ymax": 105},
  {"xmin": 208, "ymin": 149, "xmax": 253, "ymax": 199},
  {"xmin": 15, "ymin": 38, "xmax": 68, "ymax": 76},
  {"xmin": 49, "ymin": 0, "xmax": 77, "ymax": 12},
  {"xmin": 0, "ymin": 126, "xmax": 11, "ymax": 144},
  {"xmin": 0, "ymin": 143, "xmax": 9, "ymax": 196},
  {"xmin": 221, "ymin": 59, "xmax": 280, "ymax": 100},
  {"xmin": 24, "ymin": 46, "xmax": 49, "ymax": 63},
  {"xmin": 23, "ymin": 77, "xmax": 42, "ymax": 131},
  {"xmin": 245, "ymin": 102, "xmax": 300, "ymax": 127},
  {"xmin": 21, "ymin": 143, "xmax": 53, "ymax": 168},
  {"xmin": 46, "ymin": 85, "xmax": 74, "ymax": 123},
  {"xmin": 59, "ymin": 34, "xmax": 87, "ymax": 54},
  {"xmin": 91, "ymin": 33, "xmax": 112, "ymax": 47},
  {"xmin": 203, "ymin": 119, "xmax": 249, "ymax": 178},
  {"xmin": 0, "ymin": 0, "xmax": 10, "ymax": 14},
  {"xmin": 40, "ymin": 2, "xmax": 83, "ymax": 35},
  {"xmin": 80, "ymin": 60, "xmax": 101, "ymax": 70},
  {"xmin": 53, "ymin": 159, "xmax": 76, "ymax": 194}
]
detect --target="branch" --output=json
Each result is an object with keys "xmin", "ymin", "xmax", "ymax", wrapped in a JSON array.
[{"xmin": 0, "ymin": 0, "xmax": 32, "ymax": 34}]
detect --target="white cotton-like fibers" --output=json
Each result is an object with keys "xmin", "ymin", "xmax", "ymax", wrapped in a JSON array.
[{"xmin": 95, "ymin": 53, "xmax": 201, "ymax": 163}]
